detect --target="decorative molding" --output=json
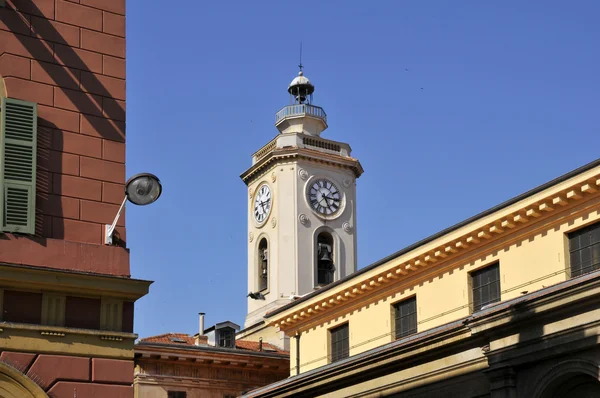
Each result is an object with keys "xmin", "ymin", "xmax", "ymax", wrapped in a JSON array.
[
  {"xmin": 343, "ymin": 222, "xmax": 352, "ymax": 233},
  {"xmin": 249, "ymin": 188, "xmax": 254, "ymax": 199},
  {"xmin": 299, "ymin": 168, "xmax": 309, "ymax": 180},
  {"xmin": 100, "ymin": 335, "xmax": 124, "ymax": 341},
  {"xmin": 271, "ymin": 172, "xmax": 277, "ymax": 183},
  {"xmin": 299, "ymin": 214, "xmax": 309, "ymax": 225},
  {"xmin": 40, "ymin": 331, "xmax": 65, "ymax": 337},
  {"xmin": 343, "ymin": 179, "xmax": 352, "ymax": 188},
  {"xmin": 249, "ymin": 232, "xmax": 254, "ymax": 242},
  {"xmin": 271, "ymin": 217, "xmax": 277, "ymax": 228},
  {"xmin": 270, "ymin": 171, "xmax": 600, "ymax": 332}
]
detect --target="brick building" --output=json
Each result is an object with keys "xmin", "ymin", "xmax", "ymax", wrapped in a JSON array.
[
  {"xmin": 134, "ymin": 316, "xmax": 289, "ymax": 398},
  {"xmin": 0, "ymin": 1, "xmax": 151, "ymax": 397}
]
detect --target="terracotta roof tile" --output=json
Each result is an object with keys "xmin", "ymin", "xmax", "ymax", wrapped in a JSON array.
[{"xmin": 138, "ymin": 333, "xmax": 289, "ymax": 355}]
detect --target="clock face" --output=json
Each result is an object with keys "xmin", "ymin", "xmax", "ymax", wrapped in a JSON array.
[
  {"xmin": 307, "ymin": 178, "xmax": 342, "ymax": 216},
  {"xmin": 253, "ymin": 184, "xmax": 272, "ymax": 224}
]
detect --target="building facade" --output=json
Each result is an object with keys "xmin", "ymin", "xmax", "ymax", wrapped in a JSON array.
[
  {"xmin": 134, "ymin": 316, "xmax": 289, "ymax": 398},
  {"xmin": 238, "ymin": 68, "xmax": 363, "ymax": 351},
  {"xmin": 243, "ymin": 160, "xmax": 600, "ymax": 397},
  {"xmin": 0, "ymin": 1, "xmax": 150, "ymax": 397}
]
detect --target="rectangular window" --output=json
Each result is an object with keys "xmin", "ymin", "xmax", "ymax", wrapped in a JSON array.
[
  {"xmin": 0, "ymin": 97, "xmax": 38, "ymax": 235},
  {"xmin": 569, "ymin": 222, "xmax": 600, "ymax": 278},
  {"xmin": 167, "ymin": 392, "xmax": 186, "ymax": 398},
  {"xmin": 330, "ymin": 323, "xmax": 349, "ymax": 363},
  {"xmin": 64, "ymin": 296, "xmax": 101, "ymax": 330},
  {"xmin": 218, "ymin": 328, "xmax": 234, "ymax": 348},
  {"xmin": 471, "ymin": 263, "xmax": 501, "ymax": 312},
  {"xmin": 393, "ymin": 297, "xmax": 417, "ymax": 339},
  {"xmin": 2, "ymin": 290, "xmax": 42, "ymax": 324}
]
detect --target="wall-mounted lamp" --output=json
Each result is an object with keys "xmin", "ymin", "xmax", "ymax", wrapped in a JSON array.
[{"xmin": 105, "ymin": 173, "xmax": 162, "ymax": 245}]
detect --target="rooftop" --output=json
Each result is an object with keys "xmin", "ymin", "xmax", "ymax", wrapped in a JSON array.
[{"xmin": 137, "ymin": 332, "xmax": 289, "ymax": 355}]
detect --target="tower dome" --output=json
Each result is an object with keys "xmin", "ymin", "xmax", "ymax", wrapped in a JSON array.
[{"xmin": 288, "ymin": 71, "xmax": 314, "ymax": 104}]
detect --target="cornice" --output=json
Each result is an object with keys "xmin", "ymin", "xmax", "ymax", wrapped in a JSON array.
[
  {"xmin": 241, "ymin": 147, "xmax": 363, "ymax": 185},
  {"xmin": 268, "ymin": 168, "xmax": 600, "ymax": 333},
  {"xmin": 0, "ymin": 262, "xmax": 152, "ymax": 300}
]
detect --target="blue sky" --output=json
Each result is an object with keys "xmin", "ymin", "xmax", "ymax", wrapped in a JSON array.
[{"xmin": 125, "ymin": 1, "xmax": 599, "ymax": 338}]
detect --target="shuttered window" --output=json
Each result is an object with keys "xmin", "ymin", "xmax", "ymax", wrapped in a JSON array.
[
  {"xmin": 330, "ymin": 323, "xmax": 349, "ymax": 363},
  {"xmin": 569, "ymin": 222, "xmax": 600, "ymax": 278},
  {"xmin": 471, "ymin": 263, "xmax": 501, "ymax": 312},
  {"xmin": 0, "ymin": 98, "xmax": 37, "ymax": 235},
  {"xmin": 393, "ymin": 297, "xmax": 417, "ymax": 339}
]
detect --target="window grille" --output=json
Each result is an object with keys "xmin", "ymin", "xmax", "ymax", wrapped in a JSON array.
[
  {"xmin": 569, "ymin": 222, "xmax": 600, "ymax": 278},
  {"xmin": 471, "ymin": 263, "xmax": 501, "ymax": 311},
  {"xmin": 393, "ymin": 297, "xmax": 417, "ymax": 339}
]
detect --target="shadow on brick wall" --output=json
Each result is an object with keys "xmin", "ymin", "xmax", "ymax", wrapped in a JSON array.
[{"xmin": 3, "ymin": 0, "xmax": 125, "ymax": 246}]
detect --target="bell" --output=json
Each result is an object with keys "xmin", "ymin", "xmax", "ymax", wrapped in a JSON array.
[{"xmin": 318, "ymin": 243, "xmax": 333, "ymax": 264}]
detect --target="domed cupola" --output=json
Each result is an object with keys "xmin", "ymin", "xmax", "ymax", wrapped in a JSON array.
[{"xmin": 275, "ymin": 67, "xmax": 327, "ymax": 136}]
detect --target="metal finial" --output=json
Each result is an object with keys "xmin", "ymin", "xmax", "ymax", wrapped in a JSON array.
[{"xmin": 298, "ymin": 42, "xmax": 303, "ymax": 73}]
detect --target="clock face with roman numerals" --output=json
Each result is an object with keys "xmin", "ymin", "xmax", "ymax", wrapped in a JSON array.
[
  {"xmin": 253, "ymin": 184, "xmax": 272, "ymax": 224},
  {"xmin": 307, "ymin": 178, "xmax": 342, "ymax": 216}
]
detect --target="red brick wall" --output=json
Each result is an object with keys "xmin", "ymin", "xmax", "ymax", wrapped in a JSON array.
[
  {"xmin": 0, "ymin": 0, "xmax": 129, "ymax": 276},
  {"xmin": 0, "ymin": 351, "xmax": 134, "ymax": 398}
]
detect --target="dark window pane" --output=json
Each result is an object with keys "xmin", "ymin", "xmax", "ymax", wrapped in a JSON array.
[
  {"xmin": 394, "ymin": 297, "xmax": 417, "ymax": 339},
  {"xmin": 65, "ymin": 296, "xmax": 101, "ymax": 330},
  {"xmin": 168, "ymin": 392, "xmax": 187, "ymax": 398},
  {"xmin": 3, "ymin": 290, "xmax": 42, "ymax": 324},
  {"xmin": 569, "ymin": 222, "xmax": 600, "ymax": 278},
  {"xmin": 122, "ymin": 301, "xmax": 134, "ymax": 333},
  {"xmin": 330, "ymin": 324, "xmax": 349, "ymax": 362},
  {"xmin": 471, "ymin": 263, "xmax": 500, "ymax": 311}
]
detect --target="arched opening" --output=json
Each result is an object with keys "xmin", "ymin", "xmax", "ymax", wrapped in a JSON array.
[
  {"xmin": 540, "ymin": 373, "xmax": 600, "ymax": 398},
  {"xmin": 533, "ymin": 359, "xmax": 600, "ymax": 398},
  {"xmin": 257, "ymin": 238, "xmax": 268, "ymax": 291},
  {"xmin": 316, "ymin": 232, "xmax": 335, "ymax": 286},
  {"xmin": 0, "ymin": 362, "xmax": 48, "ymax": 398}
]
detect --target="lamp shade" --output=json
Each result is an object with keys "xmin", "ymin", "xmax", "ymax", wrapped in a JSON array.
[{"xmin": 125, "ymin": 173, "xmax": 162, "ymax": 206}]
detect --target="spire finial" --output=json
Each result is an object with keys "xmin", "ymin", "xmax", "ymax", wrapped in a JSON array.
[{"xmin": 298, "ymin": 42, "xmax": 303, "ymax": 75}]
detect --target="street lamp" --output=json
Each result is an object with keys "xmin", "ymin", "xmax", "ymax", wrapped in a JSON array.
[{"xmin": 104, "ymin": 173, "xmax": 162, "ymax": 245}]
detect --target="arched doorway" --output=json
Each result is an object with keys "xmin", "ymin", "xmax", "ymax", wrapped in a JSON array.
[
  {"xmin": 0, "ymin": 362, "xmax": 48, "ymax": 398},
  {"xmin": 540, "ymin": 373, "xmax": 600, "ymax": 398},
  {"xmin": 534, "ymin": 359, "xmax": 600, "ymax": 398}
]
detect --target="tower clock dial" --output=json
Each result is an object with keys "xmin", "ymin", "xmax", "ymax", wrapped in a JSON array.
[
  {"xmin": 307, "ymin": 178, "xmax": 342, "ymax": 216},
  {"xmin": 253, "ymin": 184, "xmax": 272, "ymax": 224}
]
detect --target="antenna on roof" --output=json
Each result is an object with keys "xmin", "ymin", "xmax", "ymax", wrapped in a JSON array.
[{"xmin": 298, "ymin": 42, "xmax": 303, "ymax": 72}]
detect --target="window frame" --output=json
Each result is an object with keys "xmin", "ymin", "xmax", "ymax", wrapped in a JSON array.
[
  {"xmin": 329, "ymin": 322, "xmax": 349, "ymax": 363},
  {"xmin": 392, "ymin": 296, "xmax": 417, "ymax": 340},
  {"xmin": 470, "ymin": 262, "xmax": 501, "ymax": 312},
  {"xmin": 218, "ymin": 328, "xmax": 235, "ymax": 348},
  {"xmin": 567, "ymin": 221, "xmax": 600, "ymax": 278}
]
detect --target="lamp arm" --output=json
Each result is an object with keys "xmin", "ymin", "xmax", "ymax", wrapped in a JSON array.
[{"xmin": 105, "ymin": 196, "xmax": 128, "ymax": 244}]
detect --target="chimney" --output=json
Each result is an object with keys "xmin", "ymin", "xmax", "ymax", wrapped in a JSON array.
[{"xmin": 199, "ymin": 312, "xmax": 205, "ymax": 335}]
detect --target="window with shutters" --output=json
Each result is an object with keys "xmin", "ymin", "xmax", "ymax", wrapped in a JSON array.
[
  {"xmin": 329, "ymin": 323, "xmax": 349, "ymax": 363},
  {"xmin": 0, "ymin": 97, "xmax": 37, "ymax": 235},
  {"xmin": 471, "ymin": 263, "xmax": 501, "ymax": 312},
  {"xmin": 218, "ymin": 328, "xmax": 235, "ymax": 348},
  {"xmin": 65, "ymin": 296, "xmax": 101, "ymax": 330},
  {"xmin": 393, "ymin": 296, "xmax": 417, "ymax": 339},
  {"xmin": 167, "ymin": 392, "xmax": 186, "ymax": 398},
  {"xmin": 3, "ymin": 290, "xmax": 42, "ymax": 324},
  {"xmin": 568, "ymin": 222, "xmax": 600, "ymax": 278}
]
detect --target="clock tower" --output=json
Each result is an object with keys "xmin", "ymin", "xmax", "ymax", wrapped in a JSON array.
[{"xmin": 240, "ymin": 67, "xmax": 363, "ymax": 343}]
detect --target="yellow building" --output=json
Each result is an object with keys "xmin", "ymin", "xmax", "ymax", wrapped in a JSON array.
[{"xmin": 242, "ymin": 159, "xmax": 600, "ymax": 397}]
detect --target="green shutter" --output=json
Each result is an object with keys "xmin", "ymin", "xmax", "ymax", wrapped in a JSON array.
[{"xmin": 0, "ymin": 98, "xmax": 37, "ymax": 234}]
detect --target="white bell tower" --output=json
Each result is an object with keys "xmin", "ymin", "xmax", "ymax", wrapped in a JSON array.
[{"xmin": 241, "ymin": 66, "xmax": 363, "ymax": 333}]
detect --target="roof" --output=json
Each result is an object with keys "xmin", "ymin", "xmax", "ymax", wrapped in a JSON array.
[
  {"xmin": 288, "ymin": 71, "xmax": 312, "ymax": 88},
  {"xmin": 137, "ymin": 332, "xmax": 289, "ymax": 355},
  {"xmin": 266, "ymin": 157, "xmax": 600, "ymax": 319}
]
